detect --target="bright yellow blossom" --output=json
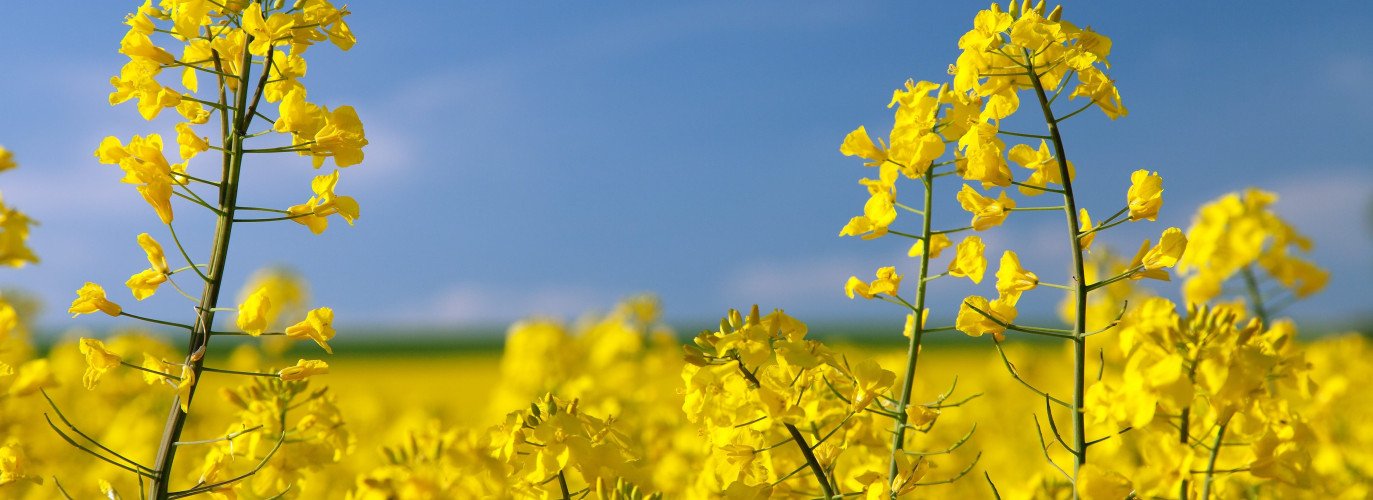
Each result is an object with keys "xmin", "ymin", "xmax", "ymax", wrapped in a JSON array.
[
  {"xmin": 79, "ymin": 338, "xmax": 123, "ymax": 390},
  {"xmin": 0, "ymin": 146, "xmax": 14, "ymax": 173},
  {"xmin": 1143, "ymin": 227, "xmax": 1187, "ymax": 270},
  {"xmin": 7, "ymin": 359, "xmax": 56, "ymax": 397},
  {"xmin": 0, "ymin": 445, "xmax": 40, "ymax": 486},
  {"xmin": 840, "ymin": 126, "xmax": 888, "ymax": 167},
  {"xmin": 1076, "ymin": 464, "xmax": 1134, "ymax": 500},
  {"xmin": 956, "ymin": 184, "xmax": 1016, "ymax": 230},
  {"xmin": 909, "ymin": 233, "xmax": 952, "ymax": 258},
  {"xmin": 845, "ymin": 267, "xmax": 902, "ymax": 299},
  {"xmin": 137, "ymin": 233, "xmax": 169, "ymax": 274},
  {"xmin": 237, "ymin": 288, "xmax": 273, "ymax": 336},
  {"xmin": 995, "ymin": 251, "xmax": 1039, "ymax": 299},
  {"xmin": 955, "ymin": 294, "xmax": 1017, "ymax": 338},
  {"xmin": 174, "ymin": 122, "xmax": 208, "ymax": 160},
  {"xmin": 126, "ymin": 268, "xmax": 167, "ymax": 300},
  {"xmin": 289, "ymin": 170, "xmax": 361, "ymax": 234},
  {"xmin": 279, "ymin": 359, "xmax": 330, "ymax": 381},
  {"xmin": 1126, "ymin": 169, "xmax": 1163, "ymax": 221},
  {"xmin": 849, "ymin": 359, "xmax": 895, "ymax": 412},
  {"xmin": 286, "ymin": 307, "xmax": 337, "ymax": 354},
  {"xmin": 69, "ymin": 282, "xmax": 122, "ymax": 317},
  {"xmin": 1008, "ymin": 139, "xmax": 1074, "ymax": 196},
  {"xmin": 175, "ymin": 364, "xmax": 196, "ymax": 412},
  {"xmin": 947, "ymin": 235, "xmax": 987, "ymax": 283},
  {"xmin": 1079, "ymin": 208, "xmax": 1096, "ymax": 251}
]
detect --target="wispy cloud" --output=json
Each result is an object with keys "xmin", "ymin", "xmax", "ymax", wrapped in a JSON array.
[{"xmin": 386, "ymin": 281, "xmax": 618, "ymax": 326}]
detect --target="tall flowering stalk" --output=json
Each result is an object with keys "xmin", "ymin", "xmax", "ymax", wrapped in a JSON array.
[
  {"xmin": 839, "ymin": 79, "xmax": 985, "ymax": 498},
  {"xmin": 841, "ymin": 2, "xmax": 1187, "ymax": 497},
  {"xmin": 942, "ymin": 2, "xmax": 1186, "ymax": 497},
  {"xmin": 59, "ymin": 2, "xmax": 365, "ymax": 498}
]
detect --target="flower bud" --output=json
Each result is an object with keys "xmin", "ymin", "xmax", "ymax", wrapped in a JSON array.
[
  {"xmin": 990, "ymin": 3, "xmax": 1002, "ymax": 13},
  {"xmin": 1048, "ymin": 4, "xmax": 1062, "ymax": 21}
]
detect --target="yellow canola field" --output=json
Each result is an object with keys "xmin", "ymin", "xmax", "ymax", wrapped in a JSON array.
[{"xmin": 3, "ymin": 303, "xmax": 1368, "ymax": 499}]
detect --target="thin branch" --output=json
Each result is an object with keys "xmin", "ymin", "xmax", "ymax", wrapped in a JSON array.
[
  {"xmin": 904, "ymin": 423, "xmax": 977, "ymax": 456},
  {"xmin": 913, "ymin": 451, "xmax": 982, "ymax": 486},
  {"xmin": 120, "ymin": 312, "xmax": 194, "ymax": 330},
  {"xmin": 993, "ymin": 340, "xmax": 1071, "ymax": 408},
  {"xmin": 168, "ymin": 433, "xmax": 286, "ymax": 499},
  {"xmin": 44, "ymin": 414, "xmax": 155, "ymax": 478}
]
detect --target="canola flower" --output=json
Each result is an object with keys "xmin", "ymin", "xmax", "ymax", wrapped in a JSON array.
[
  {"xmin": 52, "ymin": 1, "xmax": 367, "ymax": 498},
  {"xmin": 0, "ymin": 2, "xmax": 1361, "ymax": 499}
]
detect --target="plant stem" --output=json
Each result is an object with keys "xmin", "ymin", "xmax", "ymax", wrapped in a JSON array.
[
  {"xmin": 148, "ymin": 24, "xmax": 260, "ymax": 499},
  {"xmin": 785, "ymin": 423, "xmax": 835, "ymax": 499},
  {"xmin": 1241, "ymin": 265, "xmax": 1269, "ymax": 327},
  {"xmin": 887, "ymin": 164, "xmax": 936, "ymax": 495},
  {"xmin": 1026, "ymin": 48, "xmax": 1089, "ymax": 495},
  {"xmin": 1201, "ymin": 423, "xmax": 1228, "ymax": 500}
]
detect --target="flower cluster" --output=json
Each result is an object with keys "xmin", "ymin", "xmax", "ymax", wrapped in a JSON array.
[{"xmin": 51, "ymin": 1, "xmax": 367, "ymax": 496}]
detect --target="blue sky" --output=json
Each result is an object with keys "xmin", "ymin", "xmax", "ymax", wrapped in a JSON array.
[{"xmin": 1, "ymin": 1, "xmax": 1370, "ymax": 336}]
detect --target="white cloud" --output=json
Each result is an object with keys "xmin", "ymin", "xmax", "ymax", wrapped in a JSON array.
[
  {"xmin": 1267, "ymin": 166, "xmax": 1373, "ymax": 259},
  {"xmin": 390, "ymin": 282, "xmax": 616, "ymax": 326}
]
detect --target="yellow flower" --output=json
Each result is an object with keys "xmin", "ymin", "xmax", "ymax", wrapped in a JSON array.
[
  {"xmin": 1126, "ymin": 169, "xmax": 1163, "ymax": 221},
  {"xmin": 137, "ymin": 233, "xmax": 169, "ymax": 274},
  {"xmin": 0, "ymin": 146, "xmax": 15, "ymax": 173},
  {"xmin": 286, "ymin": 307, "xmax": 337, "ymax": 354},
  {"xmin": 1071, "ymin": 65, "xmax": 1129, "ymax": 120},
  {"xmin": 8, "ymin": 359, "xmax": 57, "ymax": 397},
  {"xmin": 79, "ymin": 338, "xmax": 123, "ymax": 390},
  {"xmin": 0, "ymin": 444, "xmax": 41, "ymax": 486},
  {"xmin": 242, "ymin": 2, "xmax": 296, "ymax": 55},
  {"xmin": 1128, "ymin": 228, "xmax": 1186, "ymax": 281},
  {"xmin": 1008, "ymin": 140, "xmax": 1074, "ymax": 196},
  {"xmin": 69, "ymin": 283, "xmax": 122, "ymax": 317},
  {"xmin": 279, "ymin": 359, "xmax": 329, "ymax": 381},
  {"xmin": 118, "ymin": 29, "xmax": 175, "ymax": 65},
  {"xmin": 955, "ymin": 294, "xmax": 1018, "ymax": 338},
  {"xmin": 995, "ymin": 251, "xmax": 1039, "ymax": 299},
  {"xmin": 1078, "ymin": 208, "xmax": 1096, "ymax": 251},
  {"xmin": 908, "ymin": 233, "xmax": 951, "ymax": 258},
  {"xmin": 1142, "ymin": 227, "xmax": 1187, "ymax": 270},
  {"xmin": 175, "ymin": 364, "xmax": 196, "ymax": 412},
  {"xmin": 125, "ymin": 268, "xmax": 167, "ymax": 300},
  {"xmin": 947, "ymin": 235, "xmax": 987, "ymax": 283},
  {"xmin": 849, "ymin": 359, "xmax": 895, "ymax": 412},
  {"xmin": 840, "ymin": 179, "xmax": 897, "ymax": 240},
  {"xmin": 1076, "ymin": 464, "xmax": 1134, "ymax": 500},
  {"xmin": 174, "ymin": 122, "xmax": 209, "ymax": 161},
  {"xmin": 840, "ymin": 126, "xmax": 888, "ymax": 167},
  {"xmin": 289, "ymin": 170, "xmax": 361, "ymax": 234},
  {"xmin": 845, "ymin": 267, "xmax": 902, "ymax": 299},
  {"xmin": 237, "ymin": 288, "xmax": 273, "ymax": 336},
  {"xmin": 902, "ymin": 309, "xmax": 930, "ymax": 338},
  {"xmin": 141, "ymin": 353, "xmax": 175, "ymax": 386},
  {"xmin": 956, "ymin": 184, "xmax": 1016, "ymax": 230},
  {"xmin": 956, "ymin": 122, "xmax": 1011, "ymax": 188},
  {"xmin": 312, "ymin": 106, "xmax": 369, "ymax": 168}
]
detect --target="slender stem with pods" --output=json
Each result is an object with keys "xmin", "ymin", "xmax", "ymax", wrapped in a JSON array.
[
  {"xmin": 1024, "ymin": 47, "xmax": 1090, "ymax": 494},
  {"xmin": 887, "ymin": 162, "xmax": 937, "ymax": 494},
  {"xmin": 148, "ymin": 26, "xmax": 266, "ymax": 499}
]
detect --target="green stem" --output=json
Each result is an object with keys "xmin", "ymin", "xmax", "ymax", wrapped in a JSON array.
[
  {"xmin": 785, "ymin": 423, "xmax": 836, "ymax": 498},
  {"xmin": 1026, "ymin": 47, "xmax": 1089, "ymax": 496},
  {"xmin": 200, "ymin": 366, "xmax": 280, "ymax": 378},
  {"xmin": 148, "ymin": 23, "xmax": 262, "ymax": 499},
  {"xmin": 1241, "ymin": 265, "xmax": 1269, "ymax": 326},
  {"xmin": 888, "ymin": 164, "xmax": 936, "ymax": 494},
  {"xmin": 1201, "ymin": 423, "xmax": 1228, "ymax": 500}
]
